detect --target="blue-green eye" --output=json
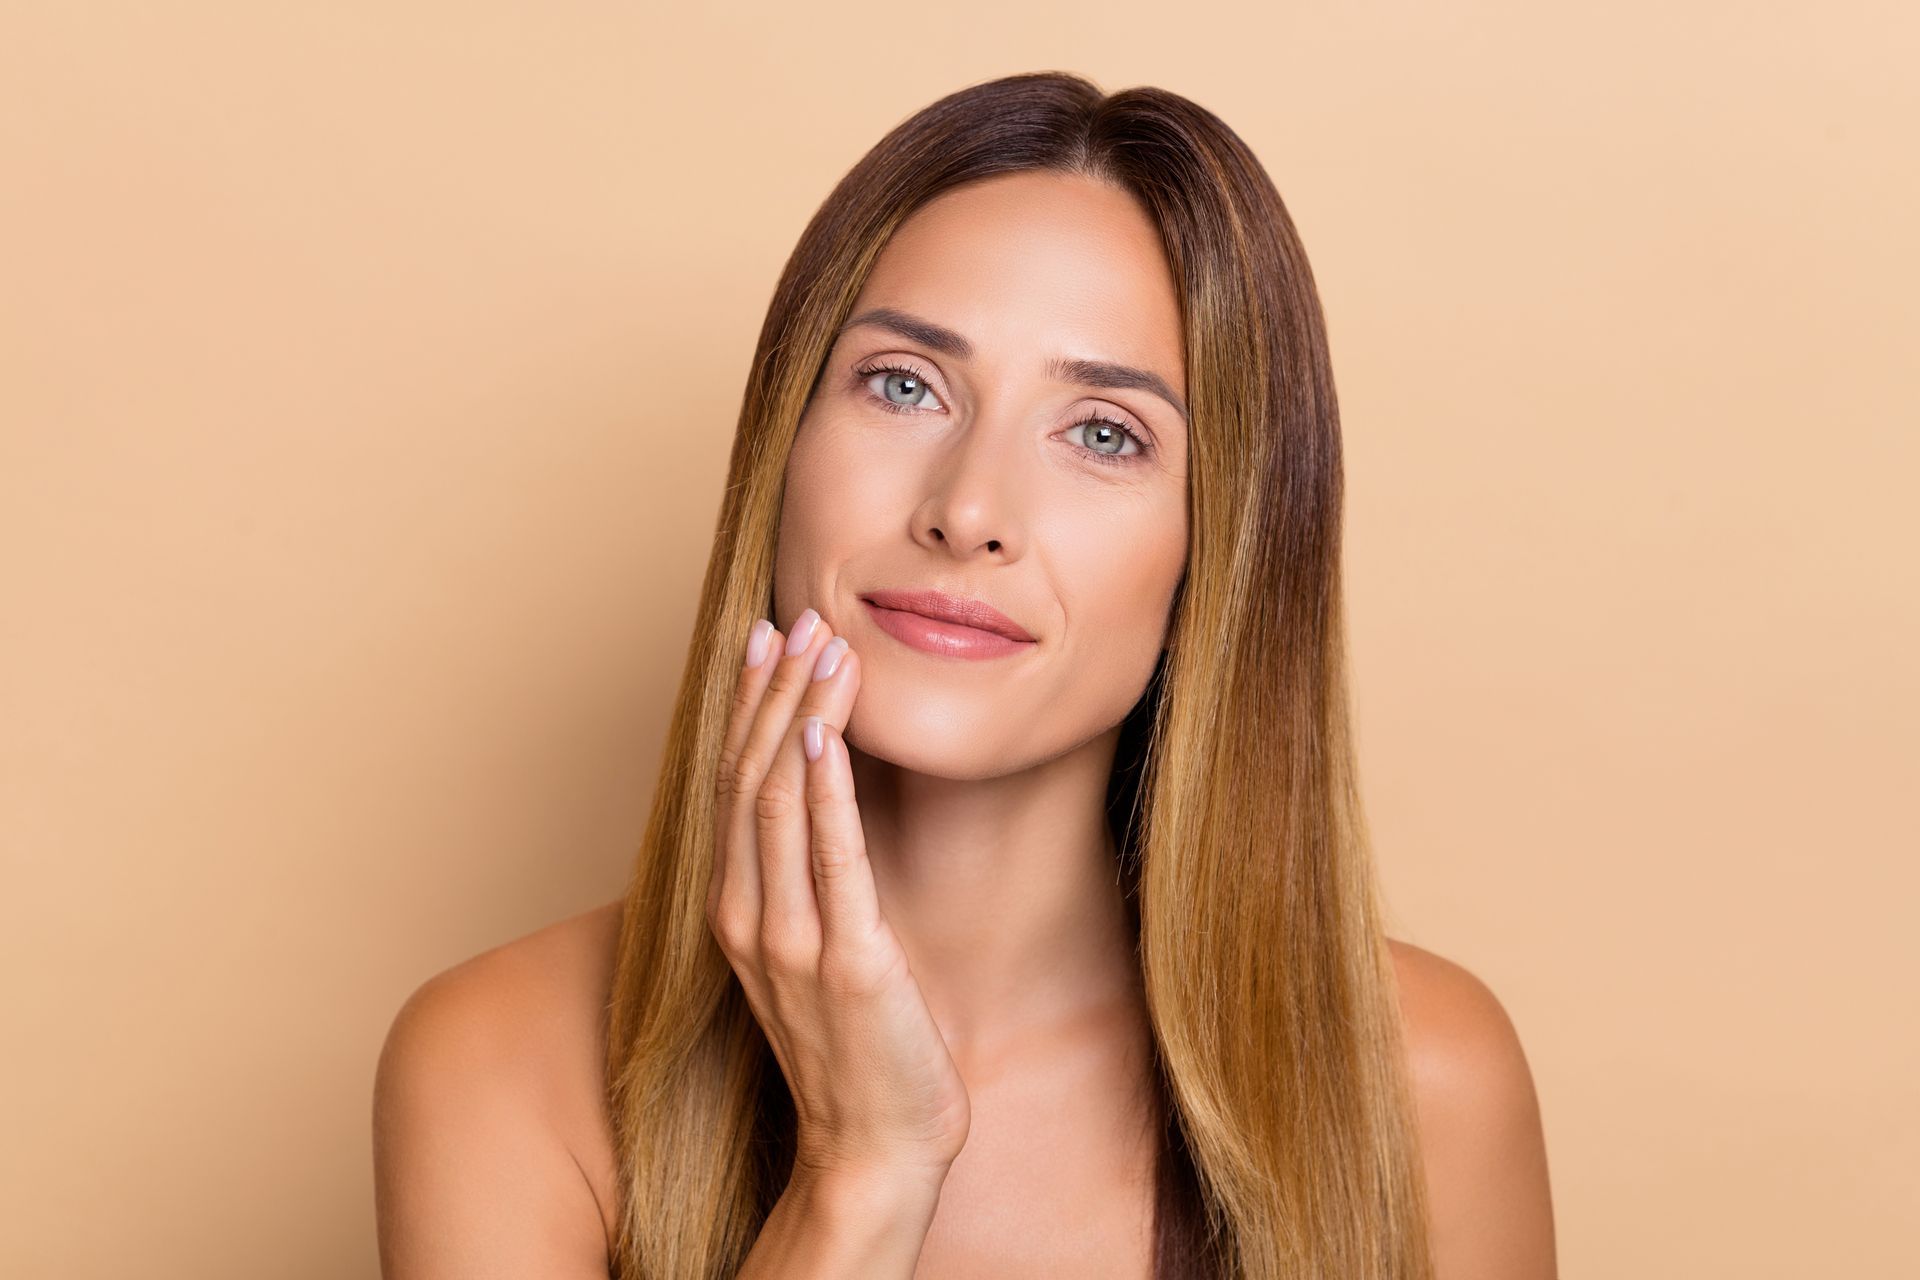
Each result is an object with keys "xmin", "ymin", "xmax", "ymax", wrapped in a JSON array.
[
  {"xmin": 1070, "ymin": 418, "xmax": 1145, "ymax": 461},
  {"xmin": 851, "ymin": 359, "xmax": 1153, "ymax": 468},
  {"xmin": 857, "ymin": 362, "xmax": 946, "ymax": 412}
]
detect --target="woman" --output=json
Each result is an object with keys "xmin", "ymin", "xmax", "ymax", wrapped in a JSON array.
[{"xmin": 373, "ymin": 71, "xmax": 1555, "ymax": 1278}]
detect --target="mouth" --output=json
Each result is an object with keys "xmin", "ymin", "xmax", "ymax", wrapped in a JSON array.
[{"xmin": 859, "ymin": 588, "xmax": 1038, "ymax": 660}]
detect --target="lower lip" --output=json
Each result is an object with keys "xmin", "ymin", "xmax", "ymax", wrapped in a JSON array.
[{"xmin": 861, "ymin": 599, "xmax": 1036, "ymax": 660}]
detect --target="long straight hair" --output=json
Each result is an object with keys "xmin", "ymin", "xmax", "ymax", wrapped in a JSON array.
[{"xmin": 603, "ymin": 71, "xmax": 1435, "ymax": 1279}]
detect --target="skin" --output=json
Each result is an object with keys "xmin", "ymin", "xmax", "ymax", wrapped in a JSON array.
[
  {"xmin": 771, "ymin": 168, "xmax": 1192, "ymax": 1083},
  {"xmin": 372, "ymin": 172, "xmax": 1558, "ymax": 1278}
]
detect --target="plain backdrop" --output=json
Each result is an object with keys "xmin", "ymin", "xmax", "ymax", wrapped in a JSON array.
[{"xmin": 3, "ymin": 2, "xmax": 1914, "ymax": 1276}]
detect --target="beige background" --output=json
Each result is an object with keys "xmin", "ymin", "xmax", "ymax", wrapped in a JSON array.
[{"xmin": 3, "ymin": 2, "xmax": 1914, "ymax": 1276}]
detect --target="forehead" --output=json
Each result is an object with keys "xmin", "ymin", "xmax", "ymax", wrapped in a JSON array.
[{"xmin": 850, "ymin": 171, "xmax": 1186, "ymax": 398}]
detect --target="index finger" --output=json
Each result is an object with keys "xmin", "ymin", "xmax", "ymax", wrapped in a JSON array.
[{"xmin": 711, "ymin": 617, "xmax": 782, "ymax": 914}]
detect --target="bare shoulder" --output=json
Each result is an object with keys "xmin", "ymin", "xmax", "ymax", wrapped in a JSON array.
[
  {"xmin": 1386, "ymin": 937, "xmax": 1558, "ymax": 1280},
  {"xmin": 373, "ymin": 900, "xmax": 625, "ymax": 1279}
]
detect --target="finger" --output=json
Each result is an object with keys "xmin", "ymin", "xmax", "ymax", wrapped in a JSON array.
[
  {"xmin": 741, "ymin": 608, "xmax": 833, "ymax": 950},
  {"xmin": 758, "ymin": 631, "xmax": 859, "ymax": 950},
  {"xmin": 711, "ymin": 618, "xmax": 783, "ymax": 925},
  {"xmin": 802, "ymin": 710, "xmax": 882, "ymax": 952},
  {"xmin": 723, "ymin": 618, "xmax": 781, "ymax": 770}
]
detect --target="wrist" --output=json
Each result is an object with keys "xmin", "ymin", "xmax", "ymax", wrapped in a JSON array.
[
  {"xmin": 738, "ymin": 1158, "xmax": 950, "ymax": 1279},
  {"xmin": 790, "ymin": 1157, "xmax": 950, "ymax": 1221}
]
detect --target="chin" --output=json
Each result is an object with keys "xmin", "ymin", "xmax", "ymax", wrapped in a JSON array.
[{"xmin": 843, "ymin": 699, "xmax": 1014, "ymax": 782}]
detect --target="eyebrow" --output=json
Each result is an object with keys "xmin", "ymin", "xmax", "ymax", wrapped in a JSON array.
[{"xmin": 836, "ymin": 306, "xmax": 1189, "ymax": 424}]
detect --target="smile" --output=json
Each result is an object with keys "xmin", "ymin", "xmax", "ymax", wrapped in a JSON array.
[{"xmin": 860, "ymin": 598, "xmax": 1038, "ymax": 660}]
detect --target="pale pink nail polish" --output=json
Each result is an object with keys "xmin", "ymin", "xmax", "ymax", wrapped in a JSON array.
[
  {"xmin": 803, "ymin": 715, "xmax": 824, "ymax": 761},
  {"xmin": 785, "ymin": 608, "xmax": 820, "ymax": 656},
  {"xmin": 745, "ymin": 619, "xmax": 772, "ymax": 669},
  {"xmin": 812, "ymin": 637, "xmax": 848, "ymax": 681}
]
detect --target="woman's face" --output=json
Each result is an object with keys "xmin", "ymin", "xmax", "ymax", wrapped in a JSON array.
[{"xmin": 774, "ymin": 169, "xmax": 1189, "ymax": 780}]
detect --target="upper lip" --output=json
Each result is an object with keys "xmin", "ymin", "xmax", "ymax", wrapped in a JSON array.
[{"xmin": 860, "ymin": 588, "xmax": 1037, "ymax": 643}]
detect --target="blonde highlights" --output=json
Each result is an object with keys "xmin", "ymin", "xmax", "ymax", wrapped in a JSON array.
[{"xmin": 604, "ymin": 71, "xmax": 1434, "ymax": 1279}]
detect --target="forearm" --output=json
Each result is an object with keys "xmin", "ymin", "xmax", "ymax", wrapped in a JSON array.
[{"xmin": 736, "ymin": 1165, "xmax": 947, "ymax": 1279}]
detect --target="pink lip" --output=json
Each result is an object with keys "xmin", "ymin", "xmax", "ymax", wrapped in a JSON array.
[{"xmin": 859, "ymin": 588, "xmax": 1037, "ymax": 660}]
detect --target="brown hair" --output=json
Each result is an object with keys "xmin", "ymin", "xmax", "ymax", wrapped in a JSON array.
[{"xmin": 603, "ymin": 70, "xmax": 1435, "ymax": 1278}]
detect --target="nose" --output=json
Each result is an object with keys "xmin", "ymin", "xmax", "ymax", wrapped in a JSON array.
[{"xmin": 911, "ymin": 406, "xmax": 1027, "ymax": 561}]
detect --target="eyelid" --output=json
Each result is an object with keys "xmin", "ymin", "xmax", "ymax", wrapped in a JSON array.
[
  {"xmin": 852, "ymin": 356, "xmax": 1154, "ymax": 463},
  {"xmin": 1067, "ymin": 416, "xmax": 1152, "ymax": 464},
  {"xmin": 853, "ymin": 355, "xmax": 950, "ymax": 411}
]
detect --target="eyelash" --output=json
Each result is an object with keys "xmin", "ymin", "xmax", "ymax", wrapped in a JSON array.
[{"xmin": 852, "ymin": 360, "xmax": 1153, "ymax": 468}]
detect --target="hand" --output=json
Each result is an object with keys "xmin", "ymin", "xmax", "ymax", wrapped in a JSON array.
[{"xmin": 707, "ymin": 606, "xmax": 972, "ymax": 1188}]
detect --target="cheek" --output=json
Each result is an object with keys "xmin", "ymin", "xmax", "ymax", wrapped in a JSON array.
[
  {"xmin": 1048, "ymin": 508, "xmax": 1187, "ymax": 710},
  {"xmin": 785, "ymin": 412, "xmax": 898, "ymax": 516},
  {"xmin": 772, "ymin": 417, "xmax": 894, "ymax": 620},
  {"xmin": 1069, "ymin": 503, "xmax": 1188, "ymax": 639}
]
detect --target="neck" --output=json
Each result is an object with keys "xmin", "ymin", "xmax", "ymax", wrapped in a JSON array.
[{"xmin": 845, "ymin": 724, "xmax": 1148, "ymax": 1069}]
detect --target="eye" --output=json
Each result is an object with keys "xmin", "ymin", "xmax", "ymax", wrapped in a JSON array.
[
  {"xmin": 853, "ymin": 359, "xmax": 1154, "ymax": 468},
  {"xmin": 1066, "ymin": 416, "xmax": 1151, "ymax": 466},
  {"xmin": 855, "ymin": 361, "xmax": 946, "ymax": 413}
]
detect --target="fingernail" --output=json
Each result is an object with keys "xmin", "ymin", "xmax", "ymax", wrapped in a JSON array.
[
  {"xmin": 785, "ymin": 608, "xmax": 820, "ymax": 656},
  {"xmin": 812, "ymin": 636, "xmax": 848, "ymax": 681},
  {"xmin": 745, "ymin": 619, "xmax": 772, "ymax": 669},
  {"xmin": 803, "ymin": 715, "xmax": 824, "ymax": 761}
]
